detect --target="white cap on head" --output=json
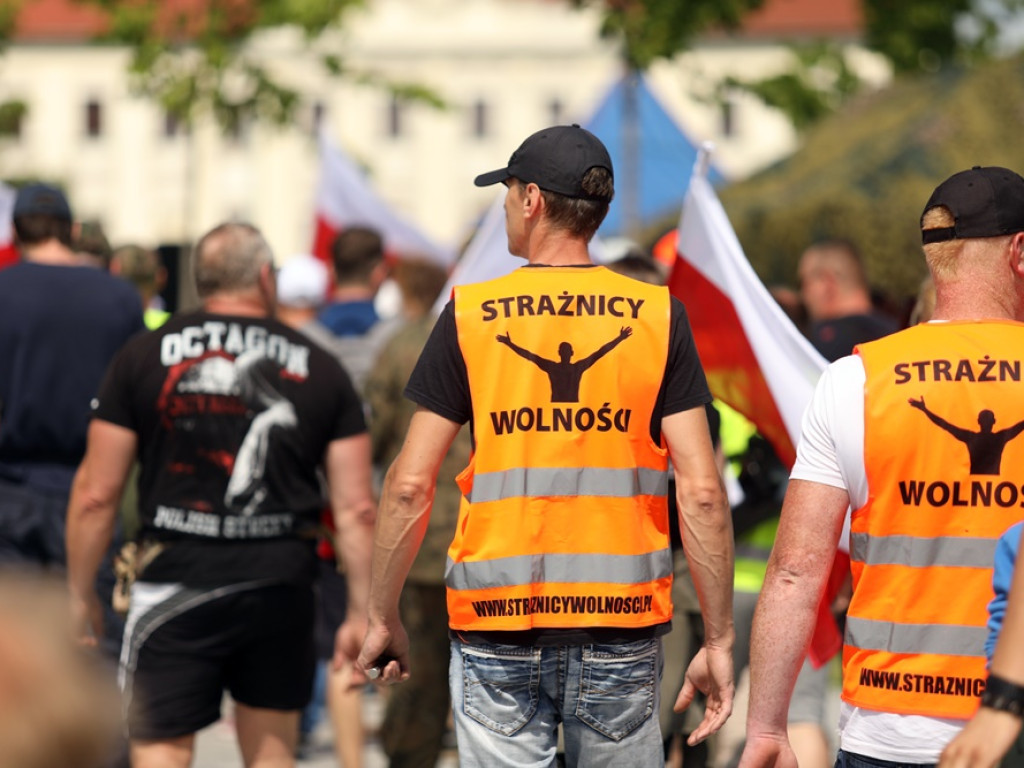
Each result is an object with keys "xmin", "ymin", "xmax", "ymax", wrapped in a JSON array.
[{"xmin": 277, "ymin": 253, "xmax": 329, "ymax": 308}]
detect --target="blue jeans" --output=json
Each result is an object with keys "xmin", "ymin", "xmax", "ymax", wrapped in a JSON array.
[
  {"xmin": 449, "ymin": 636, "xmax": 664, "ymax": 767},
  {"xmin": 835, "ymin": 749, "xmax": 935, "ymax": 768}
]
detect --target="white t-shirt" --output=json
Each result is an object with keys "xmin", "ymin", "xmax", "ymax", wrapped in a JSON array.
[{"xmin": 791, "ymin": 354, "xmax": 965, "ymax": 763}]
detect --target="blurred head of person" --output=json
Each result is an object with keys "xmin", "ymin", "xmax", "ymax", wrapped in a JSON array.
[
  {"xmin": 111, "ymin": 244, "xmax": 166, "ymax": 303},
  {"xmin": 391, "ymin": 256, "xmax": 449, "ymax": 319},
  {"xmin": 12, "ymin": 183, "xmax": 74, "ymax": 252},
  {"xmin": 193, "ymin": 222, "xmax": 276, "ymax": 314},
  {"xmin": 798, "ymin": 239, "xmax": 871, "ymax": 322},
  {"xmin": 275, "ymin": 253, "xmax": 330, "ymax": 329},
  {"xmin": 330, "ymin": 226, "xmax": 387, "ymax": 293},
  {"xmin": 605, "ymin": 250, "xmax": 667, "ymax": 286},
  {"xmin": 72, "ymin": 219, "xmax": 112, "ymax": 269}
]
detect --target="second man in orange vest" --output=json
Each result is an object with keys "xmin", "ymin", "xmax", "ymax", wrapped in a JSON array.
[{"xmin": 739, "ymin": 166, "xmax": 1024, "ymax": 768}]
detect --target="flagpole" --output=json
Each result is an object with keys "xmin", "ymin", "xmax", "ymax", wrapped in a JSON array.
[{"xmin": 695, "ymin": 141, "xmax": 715, "ymax": 183}]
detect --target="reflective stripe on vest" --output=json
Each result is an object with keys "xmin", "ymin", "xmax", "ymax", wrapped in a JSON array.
[
  {"xmin": 846, "ymin": 616, "xmax": 987, "ymax": 657},
  {"xmin": 449, "ymin": 266, "xmax": 673, "ymax": 632},
  {"xmin": 467, "ymin": 466, "xmax": 669, "ymax": 503},
  {"xmin": 846, "ymin": 321, "xmax": 1024, "ymax": 718},
  {"xmin": 850, "ymin": 534, "xmax": 997, "ymax": 569}
]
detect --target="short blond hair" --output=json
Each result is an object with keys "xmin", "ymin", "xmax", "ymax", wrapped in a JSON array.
[{"xmin": 921, "ymin": 206, "xmax": 962, "ymax": 280}]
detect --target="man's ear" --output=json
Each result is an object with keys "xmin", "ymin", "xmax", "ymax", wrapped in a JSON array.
[
  {"xmin": 370, "ymin": 259, "xmax": 390, "ymax": 291},
  {"xmin": 1011, "ymin": 232, "xmax": 1024, "ymax": 279},
  {"xmin": 522, "ymin": 183, "xmax": 543, "ymax": 219}
]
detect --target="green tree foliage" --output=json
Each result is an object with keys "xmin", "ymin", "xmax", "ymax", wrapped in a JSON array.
[
  {"xmin": 75, "ymin": 0, "xmax": 443, "ymax": 131},
  {"xmin": 0, "ymin": 0, "xmax": 20, "ymax": 45},
  {"xmin": 727, "ymin": 1, "xmax": 1024, "ymax": 131},
  {"xmin": 863, "ymin": 0, "xmax": 967, "ymax": 73},
  {"xmin": 716, "ymin": 54, "xmax": 1024, "ymax": 305},
  {"xmin": 723, "ymin": 42, "xmax": 861, "ymax": 130},
  {"xmin": 862, "ymin": 0, "xmax": 1024, "ymax": 73},
  {"xmin": 572, "ymin": 0, "xmax": 765, "ymax": 70}
]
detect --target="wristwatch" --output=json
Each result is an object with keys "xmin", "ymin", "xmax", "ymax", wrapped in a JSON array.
[{"xmin": 981, "ymin": 674, "xmax": 1024, "ymax": 717}]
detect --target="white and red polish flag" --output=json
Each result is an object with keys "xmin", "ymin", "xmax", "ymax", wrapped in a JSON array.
[
  {"xmin": 433, "ymin": 194, "xmax": 518, "ymax": 314},
  {"xmin": 669, "ymin": 145, "xmax": 844, "ymax": 666},
  {"xmin": 0, "ymin": 181, "xmax": 18, "ymax": 269},
  {"xmin": 311, "ymin": 127, "xmax": 454, "ymax": 269}
]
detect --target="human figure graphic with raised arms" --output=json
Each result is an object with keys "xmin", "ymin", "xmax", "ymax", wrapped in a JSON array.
[
  {"xmin": 496, "ymin": 325, "xmax": 632, "ymax": 402},
  {"xmin": 908, "ymin": 397, "xmax": 1024, "ymax": 475}
]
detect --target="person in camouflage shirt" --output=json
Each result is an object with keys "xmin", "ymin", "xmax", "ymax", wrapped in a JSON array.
[{"xmin": 364, "ymin": 257, "xmax": 471, "ymax": 768}]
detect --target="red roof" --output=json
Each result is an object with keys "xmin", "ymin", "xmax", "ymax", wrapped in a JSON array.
[
  {"xmin": 14, "ymin": 0, "xmax": 253, "ymax": 42},
  {"xmin": 741, "ymin": 0, "xmax": 862, "ymax": 38},
  {"xmin": 15, "ymin": 0, "xmax": 107, "ymax": 41},
  {"xmin": 13, "ymin": 0, "xmax": 863, "ymax": 42}
]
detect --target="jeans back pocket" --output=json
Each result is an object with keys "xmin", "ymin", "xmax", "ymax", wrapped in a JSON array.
[
  {"xmin": 576, "ymin": 638, "xmax": 658, "ymax": 741},
  {"xmin": 461, "ymin": 643, "xmax": 541, "ymax": 736}
]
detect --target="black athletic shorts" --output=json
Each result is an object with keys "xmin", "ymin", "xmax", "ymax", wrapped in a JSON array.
[
  {"xmin": 313, "ymin": 557, "xmax": 349, "ymax": 660},
  {"xmin": 120, "ymin": 580, "xmax": 315, "ymax": 741}
]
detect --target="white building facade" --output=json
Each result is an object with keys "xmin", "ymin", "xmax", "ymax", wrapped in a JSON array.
[{"xmin": 0, "ymin": 0, "xmax": 889, "ymax": 266}]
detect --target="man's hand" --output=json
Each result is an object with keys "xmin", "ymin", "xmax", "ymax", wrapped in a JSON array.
[
  {"xmin": 496, "ymin": 333, "xmax": 511, "ymax": 345},
  {"xmin": 939, "ymin": 708, "xmax": 1022, "ymax": 768},
  {"xmin": 674, "ymin": 644, "xmax": 734, "ymax": 745},
  {"xmin": 69, "ymin": 591, "xmax": 104, "ymax": 648},
  {"xmin": 909, "ymin": 396, "xmax": 925, "ymax": 410},
  {"xmin": 619, "ymin": 326, "xmax": 633, "ymax": 340},
  {"xmin": 356, "ymin": 618, "xmax": 410, "ymax": 685},
  {"xmin": 736, "ymin": 732, "xmax": 799, "ymax": 768},
  {"xmin": 332, "ymin": 616, "xmax": 370, "ymax": 687}
]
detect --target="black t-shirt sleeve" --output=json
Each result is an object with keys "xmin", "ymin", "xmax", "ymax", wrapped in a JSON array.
[
  {"xmin": 326, "ymin": 354, "xmax": 368, "ymax": 439},
  {"xmin": 404, "ymin": 301, "xmax": 471, "ymax": 424},
  {"xmin": 659, "ymin": 297, "xmax": 712, "ymax": 417},
  {"xmin": 92, "ymin": 341, "xmax": 139, "ymax": 431}
]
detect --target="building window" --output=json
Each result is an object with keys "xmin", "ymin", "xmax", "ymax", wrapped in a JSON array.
[
  {"xmin": 85, "ymin": 99, "xmax": 102, "ymax": 138},
  {"xmin": 720, "ymin": 97, "xmax": 735, "ymax": 138},
  {"xmin": 225, "ymin": 116, "xmax": 248, "ymax": 146},
  {"xmin": 387, "ymin": 95, "xmax": 404, "ymax": 139},
  {"xmin": 163, "ymin": 110, "xmax": 184, "ymax": 139},
  {"xmin": 471, "ymin": 99, "xmax": 488, "ymax": 138},
  {"xmin": 0, "ymin": 100, "xmax": 26, "ymax": 138},
  {"xmin": 548, "ymin": 97, "xmax": 564, "ymax": 126},
  {"xmin": 311, "ymin": 101, "xmax": 325, "ymax": 136}
]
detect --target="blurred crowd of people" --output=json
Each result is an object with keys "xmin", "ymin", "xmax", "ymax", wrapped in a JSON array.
[{"xmin": 1, "ymin": 144, "xmax": 1023, "ymax": 768}]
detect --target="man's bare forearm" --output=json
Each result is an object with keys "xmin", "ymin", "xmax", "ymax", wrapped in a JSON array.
[
  {"xmin": 746, "ymin": 480, "xmax": 848, "ymax": 736},
  {"xmin": 326, "ymin": 433, "xmax": 376, "ymax": 621},
  {"xmin": 368, "ymin": 464, "xmax": 434, "ymax": 624},
  {"xmin": 66, "ymin": 468, "xmax": 119, "ymax": 602},
  {"xmin": 677, "ymin": 480, "xmax": 735, "ymax": 647},
  {"xmin": 333, "ymin": 499, "xmax": 375, "ymax": 620}
]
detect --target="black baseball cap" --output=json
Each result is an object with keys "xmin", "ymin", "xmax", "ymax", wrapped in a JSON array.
[
  {"xmin": 921, "ymin": 166, "xmax": 1024, "ymax": 244},
  {"xmin": 474, "ymin": 124, "xmax": 613, "ymax": 200},
  {"xmin": 13, "ymin": 183, "xmax": 72, "ymax": 221}
]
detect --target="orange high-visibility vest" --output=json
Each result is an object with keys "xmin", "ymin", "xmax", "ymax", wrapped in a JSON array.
[
  {"xmin": 845, "ymin": 320, "xmax": 1024, "ymax": 718},
  {"xmin": 448, "ymin": 266, "xmax": 673, "ymax": 632}
]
